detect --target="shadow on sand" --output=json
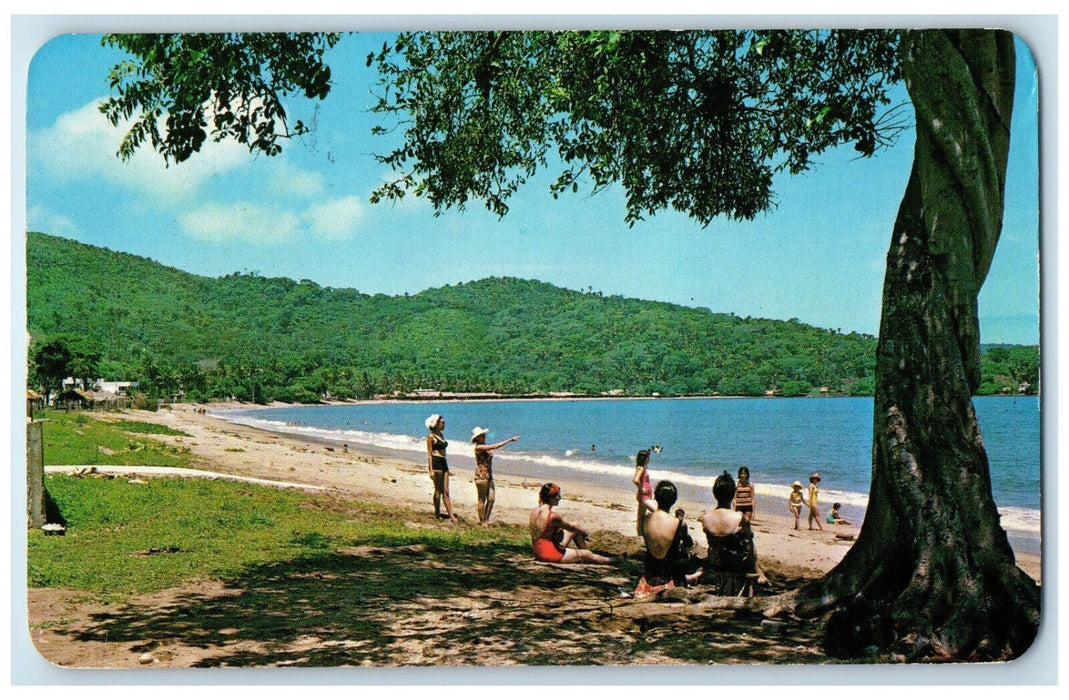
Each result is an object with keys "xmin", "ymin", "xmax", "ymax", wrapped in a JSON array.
[{"xmin": 58, "ymin": 528, "xmax": 826, "ymax": 667}]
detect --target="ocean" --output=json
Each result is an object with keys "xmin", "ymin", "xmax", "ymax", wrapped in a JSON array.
[{"xmin": 214, "ymin": 395, "xmax": 1041, "ymax": 553}]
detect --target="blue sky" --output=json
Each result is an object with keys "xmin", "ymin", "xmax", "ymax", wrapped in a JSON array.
[{"xmin": 23, "ymin": 30, "xmax": 1040, "ymax": 344}]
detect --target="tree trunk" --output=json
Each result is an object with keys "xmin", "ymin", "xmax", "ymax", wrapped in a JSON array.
[{"xmin": 794, "ymin": 29, "xmax": 1040, "ymax": 661}]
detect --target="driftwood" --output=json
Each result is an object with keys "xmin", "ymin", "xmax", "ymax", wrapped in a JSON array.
[{"xmin": 592, "ymin": 589, "xmax": 800, "ymax": 622}]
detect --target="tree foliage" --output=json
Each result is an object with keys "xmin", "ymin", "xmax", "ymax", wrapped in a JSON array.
[
  {"xmin": 29, "ymin": 333, "xmax": 101, "ymax": 401},
  {"xmin": 100, "ymin": 32, "xmax": 340, "ymax": 163},
  {"xmin": 367, "ymin": 30, "xmax": 906, "ymax": 223}
]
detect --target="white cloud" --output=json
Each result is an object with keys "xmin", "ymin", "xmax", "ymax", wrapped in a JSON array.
[
  {"xmin": 304, "ymin": 196, "xmax": 363, "ymax": 240},
  {"xmin": 26, "ymin": 206, "xmax": 82, "ymax": 238},
  {"xmin": 267, "ymin": 160, "xmax": 326, "ymax": 199},
  {"xmin": 28, "ymin": 99, "xmax": 249, "ymax": 204},
  {"xmin": 180, "ymin": 197, "xmax": 367, "ymax": 244},
  {"xmin": 180, "ymin": 202, "xmax": 301, "ymax": 244}
]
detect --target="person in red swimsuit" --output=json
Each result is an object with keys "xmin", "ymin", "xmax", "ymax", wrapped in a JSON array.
[
  {"xmin": 631, "ymin": 449, "xmax": 653, "ymax": 536},
  {"xmin": 529, "ymin": 483, "xmax": 620, "ymax": 564}
]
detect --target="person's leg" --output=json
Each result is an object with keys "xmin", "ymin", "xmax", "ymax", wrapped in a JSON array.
[
  {"xmin": 560, "ymin": 547, "xmax": 613, "ymax": 565},
  {"xmin": 432, "ymin": 471, "xmax": 444, "ymax": 517},
  {"xmin": 441, "ymin": 472, "xmax": 458, "ymax": 522},
  {"xmin": 475, "ymin": 480, "xmax": 489, "ymax": 523},
  {"xmin": 566, "ymin": 531, "xmax": 589, "ymax": 549},
  {"xmin": 484, "ymin": 482, "xmax": 496, "ymax": 522}
]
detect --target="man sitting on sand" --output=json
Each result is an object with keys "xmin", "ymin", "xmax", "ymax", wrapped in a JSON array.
[
  {"xmin": 635, "ymin": 480, "xmax": 702, "ymax": 596},
  {"xmin": 529, "ymin": 483, "xmax": 621, "ymax": 565}
]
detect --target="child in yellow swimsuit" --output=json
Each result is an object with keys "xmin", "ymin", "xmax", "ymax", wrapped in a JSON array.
[{"xmin": 788, "ymin": 481, "xmax": 804, "ymax": 530}]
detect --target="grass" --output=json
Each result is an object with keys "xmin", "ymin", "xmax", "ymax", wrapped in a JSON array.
[
  {"xmin": 28, "ymin": 474, "xmax": 530, "ymax": 598},
  {"xmin": 111, "ymin": 420, "xmax": 191, "ymax": 437},
  {"xmin": 29, "ymin": 410, "xmax": 527, "ymax": 598},
  {"xmin": 37, "ymin": 409, "xmax": 194, "ymax": 468}
]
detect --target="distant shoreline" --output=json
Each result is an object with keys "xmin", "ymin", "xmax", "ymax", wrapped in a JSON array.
[{"xmin": 194, "ymin": 391, "xmax": 1037, "ymax": 411}]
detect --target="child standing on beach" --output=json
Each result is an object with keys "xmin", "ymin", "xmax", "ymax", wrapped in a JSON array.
[
  {"xmin": 632, "ymin": 449, "xmax": 653, "ymax": 536},
  {"xmin": 807, "ymin": 473, "xmax": 823, "ymax": 530},
  {"xmin": 734, "ymin": 467, "xmax": 756, "ymax": 522},
  {"xmin": 788, "ymin": 481, "xmax": 804, "ymax": 530}
]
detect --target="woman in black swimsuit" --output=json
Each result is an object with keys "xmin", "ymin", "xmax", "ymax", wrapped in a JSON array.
[
  {"xmin": 425, "ymin": 414, "xmax": 458, "ymax": 522},
  {"xmin": 700, "ymin": 471, "xmax": 763, "ymax": 595}
]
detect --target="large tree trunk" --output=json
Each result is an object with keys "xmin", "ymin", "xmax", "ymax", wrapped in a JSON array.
[{"xmin": 794, "ymin": 29, "xmax": 1039, "ymax": 661}]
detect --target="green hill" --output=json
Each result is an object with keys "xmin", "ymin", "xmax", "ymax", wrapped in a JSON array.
[{"xmin": 26, "ymin": 232, "xmax": 1034, "ymax": 403}]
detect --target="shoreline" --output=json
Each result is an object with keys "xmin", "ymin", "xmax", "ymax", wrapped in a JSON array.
[
  {"xmin": 195, "ymin": 391, "xmax": 1037, "ymax": 408},
  {"xmin": 208, "ymin": 399, "xmax": 1042, "ymax": 557},
  {"xmin": 110, "ymin": 404, "xmax": 1041, "ymax": 584}
]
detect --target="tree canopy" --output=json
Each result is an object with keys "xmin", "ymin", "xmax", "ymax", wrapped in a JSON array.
[
  {"xmin": 366, "ymin": 31, "xmax": 906, "ymax": 223},
  {"xmin": 101, "ymin": 32, "xmax": 340, "ymax": 163}
]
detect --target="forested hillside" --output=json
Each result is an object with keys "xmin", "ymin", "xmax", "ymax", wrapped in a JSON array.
[{"xmin": 26, "ymin": 232, "xmax": 1036, "ymax": 403}]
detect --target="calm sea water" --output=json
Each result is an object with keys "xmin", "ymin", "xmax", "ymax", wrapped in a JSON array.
[{"xmin": 217, "ymin": 395, "xmax": 1040, "ymax": 549}]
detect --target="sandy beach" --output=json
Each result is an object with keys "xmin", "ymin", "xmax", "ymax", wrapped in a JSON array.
[
  {"xmin": 27, "ymin": 402, "xmax": 1041, "ymax": 668},
  {"xmin": 100, "ymin": 403, "xmax": 1043, "ymax": 583}
]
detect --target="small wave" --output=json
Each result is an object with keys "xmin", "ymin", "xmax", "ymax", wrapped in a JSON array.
[
  {"xmin": 218, "ymin": 414, "xmax": 427, "ymax": 455},
  {"xmin": 998, "ymin": 505, "xmax": 1042, "ymax": 537}
]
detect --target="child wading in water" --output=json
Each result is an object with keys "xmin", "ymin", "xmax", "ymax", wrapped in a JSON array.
[
  {"xmin": 788, "ymin": 481, "xmax": 804, "ymax": 530},
  {"xmin": 632, "ymin": 449, "xmax": 653, "ymax": 536},
  {"xmin": 807, "ymin": 473, "xmax": 823, "ymax": 530}
]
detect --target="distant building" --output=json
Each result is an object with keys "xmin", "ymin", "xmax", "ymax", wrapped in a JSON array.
[
  {"xmin": 55, "ymin": 388, "xmax": 94, "ymax": 407},
  {"xmin": 26, "ymin": 389, "xmax": 44, "ymax": 418},
  {"xmin": 99, "ymin": 379, "xmax": 139, "ymax": 396},
  {"xmin": 61, "ymin": 378, "xmax": 138, "ymax": 395}
]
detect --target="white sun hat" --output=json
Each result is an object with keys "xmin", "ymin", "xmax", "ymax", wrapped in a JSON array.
[
  {"xmin": 471, "ymin": 426, "xmax": 490, "ymax": 441},
  {"xmin": 425, "ymin": 414, "xmax": 443, "ymax": 430}
]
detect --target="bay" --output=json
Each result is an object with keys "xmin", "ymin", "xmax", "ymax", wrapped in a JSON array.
[{"xmin": 218, "ymin": 395, "xmax": 1040, "ymax": 551}]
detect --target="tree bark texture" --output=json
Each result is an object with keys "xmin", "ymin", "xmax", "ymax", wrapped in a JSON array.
[{"xmin": 795, "ymin": 29, "xmax": 1040, "ymax": 661}]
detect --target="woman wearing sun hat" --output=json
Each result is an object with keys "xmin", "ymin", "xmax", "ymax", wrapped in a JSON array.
[
  {"xmin": 807, "ymin": 473, "xmax": 823, "ymax": 531},
  {"xmin": 471, "ymin": 426, "xmax": 520, "ymax": 525},
  {"xmin": 425, "ymin": 414, "xmax": 457, "ymax": 523}
]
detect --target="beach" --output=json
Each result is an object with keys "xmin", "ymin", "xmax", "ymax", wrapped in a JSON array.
[
  {"xmin": 27, "ymin": 402, "xmax": 1042, "ymax": 668},
  {"xmin": 100, "ymin": 403, "xmax": 1044, "ymax": 583}
]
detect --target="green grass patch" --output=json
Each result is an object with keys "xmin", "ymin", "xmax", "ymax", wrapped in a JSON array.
[
  {"xmin": 112, "ymin": 420, "xmax": 190, "ymax": 437},
  {"xmin": 28, "ymin": 474, "xmax": 529, "ymax": 598},
  {"xmin": 36, "ymin": 410, "xmax": 194, "ymax": 468}
]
